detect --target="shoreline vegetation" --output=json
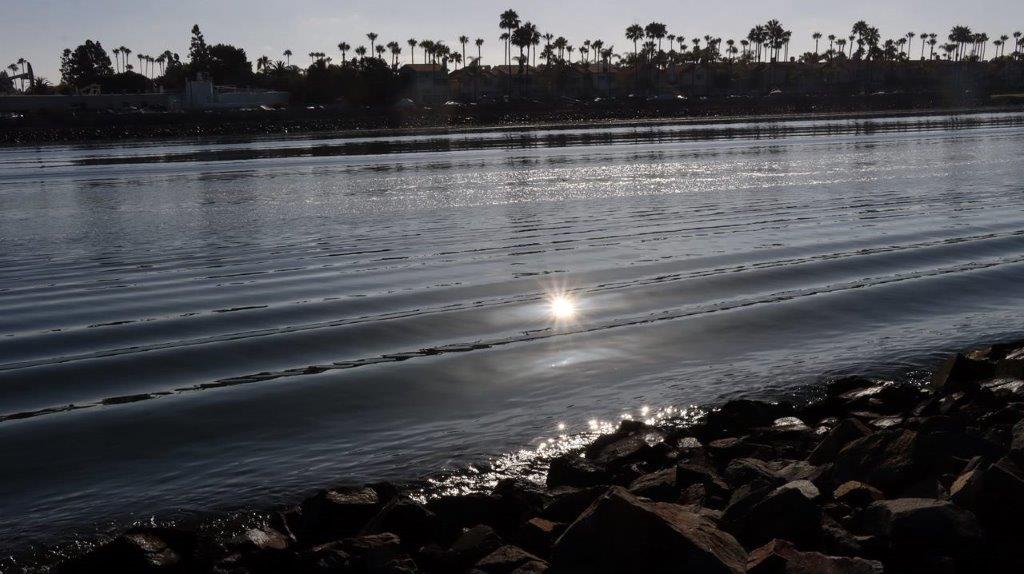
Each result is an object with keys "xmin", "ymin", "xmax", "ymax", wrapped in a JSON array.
[
  {"xmin": 4, "ymin": 100, "xmax": 1024, "ymax": 147},
  {"xmin": 4, "ymin": 15, "xmax": 1024, "ymax": 146},
  {"xmin": 22, "ymin": 338, "xmax": 1024, "ymax": 572}
]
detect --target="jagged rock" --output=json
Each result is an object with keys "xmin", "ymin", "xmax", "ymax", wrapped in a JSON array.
[
  {"xmin": 931, "ymin": 353, "xmax": 995, "ymax": 394},
  {"xmin": 59, "ymin": 528, "xmax": 195, "ymax": 573},
  {"xmin": 518, "ymin": 518, "xmax": 563, "ymax": 554},
  {"xmin": 552, "ymin": 486, "xmax": 747, "ymax": 573},
  {"xmin": 540, "ymin": 486, "xmax": 606, "ymax": 523},
  {"xmin": 473, "ymin": 545, "xmax": 546, "ymax": 574},
  {"xmin": 1010, "ymin": 418, "xmax": 1024, "ymax": 462},
  {"xmin": 862, "ymin": 498, "xmax": 982, "ymax": 557},
  {"xmin": 956, "ymin": 457, "xmax": 1024, "ymax": 528},
  {"xmin": 493, "ymin": 479, "xmax": 550, "ymax": 526},
  {"xmin": 363, "ymin": 497, "xmax": 439, "ymax": 548},
  {"xmin": 807, "ymin": 418, "xmax": 873, "ymax": 465},
  {"xmin": 834, "ymin": 481, "xmax": 884, "ymax": 507},
  {"xmin": 833, "ymin": 429, "xmax": 923, "ymax": 494},
  {"xmin": 702, "ymin": 400, "xmax": 794, "ymax": 440},
  {"xmin": 584, "ymin": 429, "xmax": 665, "ymax": 467},
  {"xmin": 746, "ymin": 538, "xmax": 883, "ymax": 574},
  {"xmin": 546, "ymin": 455, "xmax": 608, "ymax": 488},
  {"xmin": 299, "ymin": 486, "xmax": 381, "ymax": 542},
  {"xmin": 336, "ymin": 533, "xmax": 403, "ymax": 571},
  {"xmin": 724, "ymin": 457, "xmax": 785, "ymax": 487},
  {"xmin": 740, "ymin": 480, "xmax": 823, "ymax": 549},
  {"xmin": 676, "ymin": 461, "xmax": 731, "ymax": 499},
  {"xmin": 449, "ymin": 525, "xmax": 504, "ymax": 567},
  {"xmin": 628, "ymin": 467, "xmax": 678, "ymax": 500},
  {"xmin": 427, "ymin": 492, "xmax": 503, "ymax": 532}
]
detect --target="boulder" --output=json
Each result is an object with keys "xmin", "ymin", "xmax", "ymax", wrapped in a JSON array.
[
  {"xmin": 546, "ymin": 455, "xmax": 608, "ymax": 488},
  {"xmin": 833, "ymin": 429, "xmax": 924, "ymax": 494},
  {"xmin": 701, "ymin": 400, "xmax": 794, "ymax": 440},
  {"xmin": 862, "ymin": 498, "xmax": 982, "ymax": 556},
  {"xmin": 540, "ymin": 486, "xmax": 606, "ymax": 523},
  {"xmin": 627, "ymin": 467, "xmax": 678, "ymax": 501},
  {"xmin": 448, "ymin": 524, "xmax": 504, "ymax": 567},
  {"xmin": 473, "ymin": 545, "xmax": 546, "ymax": 574},
  {"xmin": 931, "ymin": 353, "xmax": 995, "ymax": 394},
  {"xmin": 740, "ymin": 481, "xmax": 823, "ymax": 549},
  {"xmin": 746, "ymin": 539, "xmax": 883, "ymax": 574},
  {"xmin": 427, "ymin": 492, "xmax": 503, "ymax": 533},
  {"xmin": 552, "ymin": 486, "xmax": 747, "ymax": 573},
  {"xmin": 584, "ymin": 430, "xmax": 665, "ymax": 467},
  {"xmin": 299, "ymin": 486, "xmax": 381, "ymax": 542},
  {"xmin": 518, "ymin": 517, "xmax": 563, "ymax": 554},
  {"xmin": 59, "ymin": 528, "xmax": 195, "ymax": 573},
  {"xmin": 834, "ymin": 481, "xmax": 884, "ymax": 508},
  {"xmin": 807, "ymin": 418, "xmax": 872, "ymax": 465},
  {"xmin": 362, "ymin": 497, "xmax": 439, "ymax": 548}
]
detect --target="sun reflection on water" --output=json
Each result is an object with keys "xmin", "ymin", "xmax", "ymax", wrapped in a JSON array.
[{"xmin": 416, "ymin": 403, "xmax": 707, "ymax": 501}]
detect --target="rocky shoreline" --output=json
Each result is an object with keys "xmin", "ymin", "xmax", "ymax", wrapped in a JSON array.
[{"xmin": 39, "ymin": 340, "xmax": 1024, "ymax": 573}]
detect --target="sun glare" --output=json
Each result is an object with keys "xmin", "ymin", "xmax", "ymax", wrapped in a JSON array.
[{"xmin": 549, "ymin": 293, "xmax": 578, "ymax": 321}]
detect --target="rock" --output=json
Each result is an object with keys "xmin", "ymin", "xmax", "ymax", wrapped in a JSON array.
[
  {"xmin": 834, "ymin": 481, "xmax": 884, "ymax": 507},
  {"xmin": 336, "ymin": 533, "xmax": 403, "ymax": 571},
  {"xmin": 552, "ymin": 486, "xmax": 747, "ymax": 573},
  {"xmin": 862, "ymin": 498, "xmax": 982, "ymax": 557},
  {"xmin": 702, "ymin": 400, "xmax": 794, "ymax": 440},
  {"xmin": 362, "ymin": 497, "xmax": 439, "ymax": 548},
  {"xmin": 449, "ymin": 525, "xmax": 504, "ymax": 567},
  {"xmin": 546, "ymin": 455, "xmax": 608, "ymax": 488},
  {"xmin": 518, "ymin": 517, "xmax": 562, "ymax": 554},
  {"xmin": 1011, "ymin": 418, "xmax": 1024, "ymax": 462},
  {"xmin": 931, "ymin": 353, "xmax": 995, "ymax": 394},
  {"xmin": 723, "ymin": 458, "xmax": 786, "ymax": 487},
  {"xmin": 299, "ymin": 486, "xmax": 380, "ymax": 543},
  {"xmin": 540, "ymin": 486, "xmax": 606, "ymax": 523},
  {"xmin": 584, "ymin": 430, "xmax": 665, "ymax": 467},
  {"xmin": 676, "ymin": 461, "xmax": 731, "ymax": 499},
  {"xmin": 833, "ymin": 429, "xmax": 923, "ymax": 494},
  {"xmin": 627, "ymin": 467, "xmax": 678, "ymax": 501},
  {"xmin": 741, "ymin": 480, "xmax": 823, "ymax": 549},
  {"xmin": 473, "ymin": 545, "xmax": 546, "ymax": 574},
  {"xmin": 59, "ymin": 528, "xmax": 194, "ymax": 573},
  {"xmin": 959, "ymin": 457, "xmax": 1024, "ymax": 528},
  {"xmin": 427, "ymin": 492, "xmax": 503, "ymax": 533},
  {"xmin": 746, "ymin": 539, "xmax": 883, "ymax": 574},
  {"xmin": 807, "ymin": 418, "xmax": 873, "ymax": 465}
]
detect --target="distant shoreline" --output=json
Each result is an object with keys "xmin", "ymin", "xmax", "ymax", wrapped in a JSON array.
[{"xmin": 3, "ymin": 97, "xmax": 1023, "ymax": 147}]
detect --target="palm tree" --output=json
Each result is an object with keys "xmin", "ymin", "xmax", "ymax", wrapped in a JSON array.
[
  {"xmin": 812, "ymin": 32, "xmax": 822, "ymax": 54},
  {"xmin": 283, "ymin": 49, "xmax": 292, "ymax": 66},
  {"xmin": 367, "ymin": 33, "xmax": 379, "ymax": 58},
  {"xmin": 499, "ymin": 9, "xmax": 521, "ymax": 69},
  {"xmin": 338, "ymin": 42, "xmax": 350, "ymax": 64},
  {"xmin": 906, "ymin": 32, "xmax": 915, "ymax": 57},
  {"xmin": 354, "ymin": 46, "xmax": 367, "ymax": 60},
  {"xmin": 475, "ymin": 38, "xmax": 484, "ymax": 64},
  {"xmin": 626, "ymin": 24, "xmax": 644, "ymax": 65},
  {"xmin": 375, "ymin": 44, "xmax": 386, "ymax": 61},
  {"xmin": 919, "ymin": 33, "xmax": 928, "ymax": 59},
  {"xmin": 1015, "ymin": 32, "xmax": 1022, "ymax": 56},
  {"xmin": 999, "ymin": 35, "xmax": 1009, "ymax": 57},
  {"xmin": 459, "ymin": 35, "xmax": 469, "ymax": 66}
]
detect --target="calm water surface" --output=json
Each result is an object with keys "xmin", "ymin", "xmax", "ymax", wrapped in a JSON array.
[{"xmin": 2, "ymin": 112, "xmax": 1024, "ymax": 551}]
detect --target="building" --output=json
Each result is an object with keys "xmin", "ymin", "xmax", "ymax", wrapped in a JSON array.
[{"xmin": 400, "ymin": 64, "xmax": 450, "ymax": 103}]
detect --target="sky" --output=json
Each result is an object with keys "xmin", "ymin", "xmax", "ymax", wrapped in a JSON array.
[{"xmin": 5, "ymin": 0, "xmax": 1023, "ymax": 83}]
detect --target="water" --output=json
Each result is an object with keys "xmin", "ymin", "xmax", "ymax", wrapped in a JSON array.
[{"xmin": 3, "ymin": 111, "xmax": 1024, "ymax": 553}]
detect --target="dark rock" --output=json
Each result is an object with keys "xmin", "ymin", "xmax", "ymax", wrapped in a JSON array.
[
  {"xmin": 337, "ymin": 533, "xmax": 403, "ymax": 571},
  {"xmin": 552, "ymin": 486, "xmax": 747, "ymax": 573},
  {"xmin": 676, "ymin": 461, "xmax": 731, "ymax": 499},
  {"xmin": 299, "ymin": 486, "xmax": 381, "ymax": 543},
  {"xmin": 540, "ymin": 486, "xmax": 606, "ymax": 523},
  {"xmin": 59, "ymin": 528, "xmax": 195, "ymax": 573},
  {"xmin": 518, "ymin": 517, "xmax": 563, "ymax": 554},
  {"xmin": 960, "ymin": 457, "xmax": 1024, "ymax": 528},
  {"xmin": 449, "ymin": 524, "xmax": 504, "ymax": 567},
  {"xmin": 627, "ymin": 466, "xmax": 678, "ymax": 501},
  {"xmin": 546, "ymin": 455, "xmax": 608, "ymax": 488},
  {"xmin": 427, "ymin": 492, "xmax": 503, "ymax": 533},
  {"xmin": 931, "ymin": 353, "xmax": 995, "ymax": 394},
  {"xmin": 746, "ymin": 538, "xmax": 883, "ymax": 574},
  {"xmin": 702, "ymin": 400, "xmax": 794, "ymax": 440},
  {"xmin": 740, "ymin": 480, "xmax": 823, "ymax": 549},
  {"xmin": 833, "ymin": 429, "xmax": 923, "ymax": 494},
  {"xmin": 723, "ymin": 458, "xmax": 786, "ymax": 488},
  {"xmin": 584, "ymin": 430, "xmax": 665, "ymax": 467},
  {"xmin": 834, "ymin": 481, "xmax": 884, "ymax": 507},
  {"xmin": 862, "ymin": 498, "xmax": 982, "ymax": 557},
  {"xmin": 807, "ymin": 418, "xmax": 872, "ymax": 465},
  {"xmin": 473, "ymin": 545, "xmax": 546, "ymax": 574},
  {"xmin": 1011, "ymin": 418, "xmax": 1024, "ymax": 462},
  {"xmin": 363, "ymin": 497, "xmax": 439, "ymax": 548}
]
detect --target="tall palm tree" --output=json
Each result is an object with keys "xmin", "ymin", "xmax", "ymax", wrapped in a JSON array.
[
  {"xmin": 812, "ymin": 32, "xmax": 822, "ymax": 54},
  {"xmin": 338, "ymin": 42, "xmax": 350, "ymax": 64},
  {"xmin": 906, "ymin": 32, "xmax": 915, "ymax": 57},
  {"xmin": 375, "ymin": 45, "xmax": 386, "ymax": 61},
  {"xmin": 283, "ymin": 49, "xmax": 292, "ymax": 66},
  {"xmin": 626, "ymin": 24, "xmax": 644, "ymax": 65},
  {"xmin": 919, "ymin": 33, "xmax": 928, "ymax": 59},
  {"xmin": 459, "ymin": 35, "xmax": 469, "ymax": 66},
  {"xmin": 475, "ymin": 38, "xmax": 484, "ymax": 64},
  {"xmin": 499, "ymin": 9, "xmax": 521, "ymax": 69},
  {"xmin": 407, "ymin": 39, "xmax": 417, "ymax": 64},
  {"xmin": 354, "ymin": 46, "xmax": 367, "ymax": 61},
  {"xmin": 367, "ymin": 33, "xmax": 379, "ymax": 58},
  {"xmin": 1015, "ymin": 32, "xmax": 1022, "ymax": 56},
  {"xmin": 122, "ymin": 47, "xmax": 133, "ymax": 73}
]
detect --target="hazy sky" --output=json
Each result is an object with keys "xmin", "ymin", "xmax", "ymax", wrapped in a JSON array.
[{"xmin": 6, "ymin": 0, "xmax": 1023, "ymax": 82}]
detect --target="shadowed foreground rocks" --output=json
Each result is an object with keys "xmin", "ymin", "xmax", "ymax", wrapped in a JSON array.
[{"xmin": 57, "ymin": 340, "xmax": 1024, "ymax": 573}]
